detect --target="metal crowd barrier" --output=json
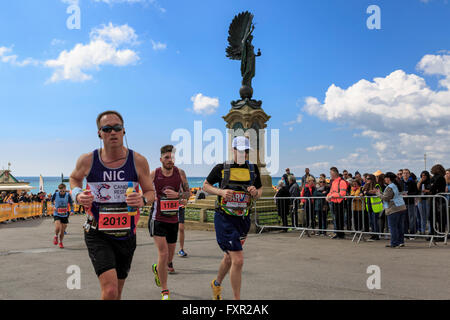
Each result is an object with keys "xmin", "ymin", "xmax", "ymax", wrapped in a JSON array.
[{"xmin": 254, "ymin": 194, "xmax": 449, "ymax": 247}]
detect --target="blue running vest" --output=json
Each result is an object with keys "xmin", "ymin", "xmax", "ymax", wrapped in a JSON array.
[{"xmin": 54, "ymin": 192, "xmax": 70, "ymax": 218}]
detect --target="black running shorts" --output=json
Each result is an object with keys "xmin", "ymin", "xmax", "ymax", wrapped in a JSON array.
[
  {"xmin": 178, "ymin": 207, "xmax": 185, "ymax": 224},
  {"xmin": 84, "ymin": 228, "xmax": 136, "ymax": 279},
  {"xmin": 54, "ymin": 216, "xmax": 69, "ymax": 224},
  {"xmin": 148, "ymin": 218, "xmax": 179, "ymax": 244}
]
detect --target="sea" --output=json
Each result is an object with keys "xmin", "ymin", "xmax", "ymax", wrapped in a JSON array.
[{"xmin": 16, "ymin": 176, "xmax": 284, "ymax": 194}]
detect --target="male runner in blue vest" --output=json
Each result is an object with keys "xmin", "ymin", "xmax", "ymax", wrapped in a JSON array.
[
  {"xmin": 203, "ymin": 136, "xmax": 262, "ymax": 300},
  {"xmin": 70, "ymin": 110, "xmax": 155, "ymax": 300},
  {"xmin": 51, "ymin": 183, "xmax": 74, "ymax": 249}
]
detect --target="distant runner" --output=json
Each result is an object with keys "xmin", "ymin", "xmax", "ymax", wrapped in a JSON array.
[
  {"xmin": 177, "ymin": 199, "xmax": 188, "ymax": 258},
  {"xmin": 51, "ymin": 183, "xmax": 74, "ymax": 249},
  {"xmin": 70, "ymin": 110, "xmax": 154, "ymax": 300},
  {"xmin": 149, "ymin": 145, "xmax": 190, "ymax": 300},
  {"xmin": 203, "ymin": 136, "xmax": 262, "ymax": 300}
]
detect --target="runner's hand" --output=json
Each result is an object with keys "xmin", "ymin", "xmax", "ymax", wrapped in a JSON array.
[
  {"xmin": 78, "ymin": 190, "xmax": 94, "ymax": 207},
  {"xmin": 126, "ymin": 192, "xmax": 144, "ymax": 207},
  {"xmin": 247, "ymin": 186, "xmax": 258, "ymax": 197},
  {"xmin": 163, "ymin": 189, "xmax": 179, "ymax": 199},
  {"xmin": 221, "ymin": 189, "xmax": 234, "ymax": 201}
]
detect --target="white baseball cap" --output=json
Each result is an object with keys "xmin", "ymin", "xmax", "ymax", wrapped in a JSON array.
[{"xmin": 232, "ymin": 136, "xmax": 251, "ymax": 151}]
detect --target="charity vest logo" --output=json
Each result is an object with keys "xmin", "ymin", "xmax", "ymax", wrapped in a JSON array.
[{"xmin": 88, "ymin": 181, "xmax": 134, "ymax": 202}]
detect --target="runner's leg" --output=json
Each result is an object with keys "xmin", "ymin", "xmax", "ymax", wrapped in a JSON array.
[
  {"xmin": 154, "ymin": 235, "xmax": 169, "ymax": 291},
  {"xmin": 117, "ymin": 279, "xmax": 126, "ymax": 300},
  {"xmin": 216, "ymin": 252, "xmax": 231, "ymax": 284},
  {"xmin": 99, "ymin": 269, "xmax": 119, "ymax": 300},
  {"xmin": 60, "ymin": 223, "xmax": 67, "ymax": 242},
  {"xmin": 168, "ymin": 242, "xmax": 176, "ymax": 267},
  {"xmin": 228, "ymin": 250, "xmax": 244, "ymax": 300},
  {"xmin": 179, "ymin": 222, "xmax": 185, "ymax": 251},
  {"xmin": 54, "ymin": 220, "xmax": 61, "ymax": 240}
]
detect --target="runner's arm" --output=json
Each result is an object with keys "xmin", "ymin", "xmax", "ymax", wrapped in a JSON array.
[
  {"xmin": 69, "ymin": 153, "xmax": 94, "ymax": 206},
  {"xmin": 69, "ymin": 153, "xmax": 91, "ymax": 190},
  {"xmin": 179, "ymin": 169, "xmax": 191, "ymax": 200},
  {"xmin": 203, "ymin": 180, "xmax": 230, "ymax": 199},
  {"xmin": 133, "ymin": 152, "xmax": 155, "ymax": 207}
]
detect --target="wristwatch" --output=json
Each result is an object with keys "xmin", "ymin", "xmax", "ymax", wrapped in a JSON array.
[{"xmin": 142, "ymin": 196, "xmax": 148, "ymax": 206}]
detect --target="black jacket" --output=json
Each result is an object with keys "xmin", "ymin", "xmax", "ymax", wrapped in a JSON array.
[
  {"xmin": 275, "ymin": 185, "xmax": 291, "ymax": 216},
  {"xmin": 430, "ymin": 175, "xmax": 446, "ymax": 195},
  {"xmin": 401, "ymin": 177, "xmax": 419, "ymax": 205}
]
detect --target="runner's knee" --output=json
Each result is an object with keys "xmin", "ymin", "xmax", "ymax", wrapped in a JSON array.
[
  {"xmin": 231, "ymin": 253, "xmax": 244, "ymax": 268},
  {"xmin": 102, "ymin": 284, "xmax": 119, "ymax": 300}
]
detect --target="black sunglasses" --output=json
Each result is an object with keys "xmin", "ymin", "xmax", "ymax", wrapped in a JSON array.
[{"xmin": 100, "ymin": 125, "xmax": 123, "ymax": 133}]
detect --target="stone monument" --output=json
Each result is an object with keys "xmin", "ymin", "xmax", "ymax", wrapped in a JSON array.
[{"xmin": 224, "ymin": 11, "xmax": 275, "ymax": 197}]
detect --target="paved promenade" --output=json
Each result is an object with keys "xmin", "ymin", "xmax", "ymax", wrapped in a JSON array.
[{"xmin": 1, "ymin": 214, "xmax": 449, "ymax": 300}]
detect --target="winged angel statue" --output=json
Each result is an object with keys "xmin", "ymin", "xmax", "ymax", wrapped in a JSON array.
[{"xmin": 226, "ymin": 11, "xmax": 262, "ymax": 109}]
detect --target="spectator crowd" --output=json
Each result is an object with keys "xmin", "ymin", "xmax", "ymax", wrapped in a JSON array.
[
  {"xmin": 0, "ymin": 190, "xmax": 51, "ymax": 204},
  {"xmin": 275, "ymin": 164, "xmax": 450, "ymax": 244}
]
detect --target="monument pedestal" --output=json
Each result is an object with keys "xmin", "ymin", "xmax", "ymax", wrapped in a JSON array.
[{"xmin": 223, "ymin": 102, "xmax": 276, "ymax": 233}]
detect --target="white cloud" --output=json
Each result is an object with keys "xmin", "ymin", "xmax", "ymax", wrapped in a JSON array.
[
  {"xmin": 90, "ymin": 23, "xmax": 138, "ymax": 46},
  {"xmin": 190, "ymin": 93, "xmax": 219, "ymax": 115},
  {"xmin": 305, "ymin": 145, "xmax": 334, "ymax": 152},
  {"xmin": 151, "ymin": 40, "xmax": 167, "ymax": 51},
  {"xmin": 302, "ymin": 52, "xmax": 450, "ymax": 166},
  {"xmin": 44, "ymin": 23, "xmax": 139, "ymax": 83},
  {"xmin": 0, "ymin": 46, "xmax": 39, "ymax": 67}
]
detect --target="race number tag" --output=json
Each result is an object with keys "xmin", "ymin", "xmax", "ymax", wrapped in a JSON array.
[
  {"xmin": 160, "ymin": 199, "xmax": 179, "ymax": 216},
  {"xmin": 98, "ymin": 206, "xmax": 131, "ymax": 231},
  {"xmin": 57, "ymin": 208, "xmax": 68, "ymax": 214},
  {"xmin": 220, "ymin": 191, "xmax": 251, "ymax": 216}
]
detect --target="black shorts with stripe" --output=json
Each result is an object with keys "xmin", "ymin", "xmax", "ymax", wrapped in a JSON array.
[
  {"xmin": 84, "ymin": 228, "xmax": 136, "ymax": 279},
  {"xmin": 148, "ymin": 218, "xmax": 179, "ymax": 244}
]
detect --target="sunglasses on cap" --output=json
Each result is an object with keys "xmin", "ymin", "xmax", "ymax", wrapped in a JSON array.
[{"xmin": 100, "ymin": 124, "xmax": 123, "ymax": 133}]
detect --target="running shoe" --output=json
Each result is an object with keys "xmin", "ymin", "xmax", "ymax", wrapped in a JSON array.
[
  {"xmin": 178, "ymin": 249, "xmax": 188, "ymax": 257},
  {"xmin": 168, "ymin": 262, "xmax": 175, "ymax": 274},
  {"xmin": 161, "ymin": 290, "xmax": 170, "ymax": 300},
  {"xmin": 59, "ymin": 242, "xmax": 64, "ymax": 249},
  {"xmin": 53, "ymin": 236, "xmax": 58, "ymax": 245},
  {"xmin": 152, "ymin": 264, "xmax": 161, "ymax": 287},
  {"xmin": 211, "ymin": 279, "xmax": 222, "ymax": 300}
]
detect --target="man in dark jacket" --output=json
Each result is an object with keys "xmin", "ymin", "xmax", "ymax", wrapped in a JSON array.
[
  {"xmin": 429, "ymin": 164, "xmax": 447, "ymax": 236},
  {"xmin": 282, "ymin": 168, "xmax": 293, "ymax": 188},
  {"xmin": 401, "ymin": 169, "xmax": 419, "ymax": 238},
  {"xmin": 275, "ymin": 180, "xmax": 290, "ymax": 231},
  {"xmin": 288, "ymin": 176, "xmax": 301, "ymax": 227}
]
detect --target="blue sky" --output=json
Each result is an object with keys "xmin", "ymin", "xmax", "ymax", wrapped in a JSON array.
[{"xmin": 1, "ymin": 0, "xmax": 449, "ymax": 178}]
